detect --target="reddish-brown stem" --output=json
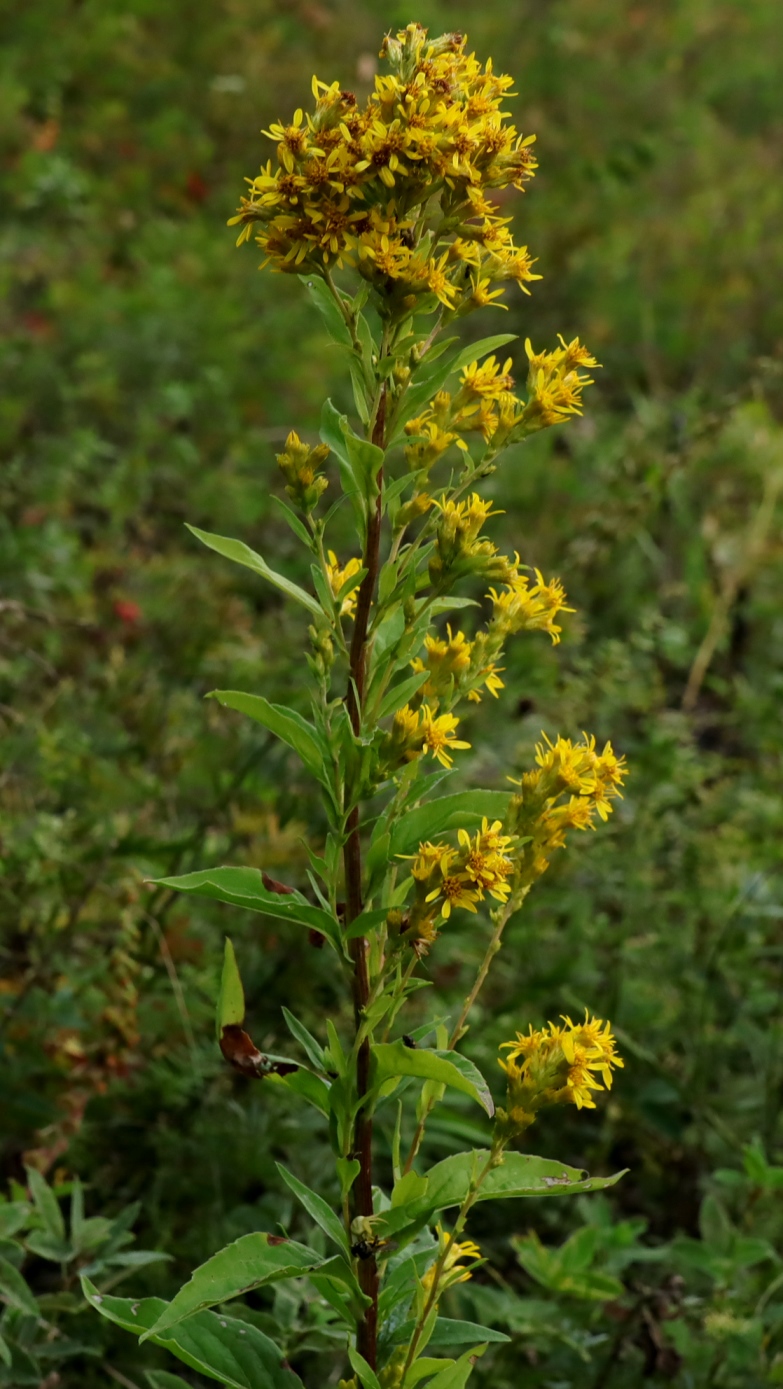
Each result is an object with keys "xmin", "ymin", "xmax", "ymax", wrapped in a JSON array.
[{"xmin": 344, "ymin": 387, "xmax": 387, "ymax": 1370}]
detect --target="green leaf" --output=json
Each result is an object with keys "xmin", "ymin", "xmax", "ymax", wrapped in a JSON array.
[
  {"xmin": 300, "ymin": 274, "xmax": 353, "ymax": 349},
  {"xmin": 187, "ymin": 525, "xmax": 321, "ymax": 617},
  {"xmin": 0, "ymin": 1256, "xmax": 38, "ymax": 1317},
  {"xmin": 148, "ymin": 868, "xmax": 341, "ymax": 950},
  {"xmin": 145, "ymin": 1373, "xmax": 193, "ymax": 1389},
  {"xmin": 217, "ymin": 937, "xmax": 245, "ymax": 1039},
  {"xmin": 267, "ymin": 1068, "xmax": 331, "ymax": 1116},
  {"xmin": 336, "ymin": 1158, "xmax": 361, "ymax": 1201},
  {"xmin": 392, "ymin": 1319, "xmax": 510, "ymax": 1348},
  {"xmin": 423, "ymin": 1345, "xmax": 487, "ymax": 1389},
  {"xmin": 320, "ymin": 400, "xmax": 383, "ymax": 528},
  {"xmin": 376, "ymin": 669, "xmax": 430, "ymax": 721},
  {"xmin": 390, "ymin": 334, "xmax": 517, "ymax": 442},
  {"xmin": 388, "ymin": 792, "xmax": 513, "ymax": 860},
  {"xmin": 0, "ymin": 1336, "xmax": 11, "ymax": 1369},
  {"xmin": 208, "ymin": 691, "xmax": 325, "ymax": 778},
  {"xmin": 82, "ymin": 1279, "xmax": 303, "ymax": 1389},
  {"xmin": 143, "ymin": 1233, "xmax": 324, "ymax": 1339},
  {"xmin": 0, "ymin": 1204, "xmax": 30, "ymax": 1239},
  {"xmin": 282, "ymin": 1007, "xmax": 326, "ymax": 1071},
  {"xmin": 276, "ymin": 1164, "xmax": 349, "ymax": 1254},
  {"xmin": 372, "ymin": 1043, "xmax": 494, "ymax": 1117},
  {"xmin": 348, "ymin": 1346, "xmax": 382, "ymax": 1389},
  {"xmin": 269, "ymin": 495, "xmax": 312, "ymax": 547},
  {"xmin": 26, "ymin": 1168, "xmax": 65, "ymax": 1243},
  {"xmin": 425, "ymin": 1151, "xmax": 628, "ymax": 1212},
  {"xmin": 407, "ymin": 1360, "xmax": 456, "ymax": 1386}
]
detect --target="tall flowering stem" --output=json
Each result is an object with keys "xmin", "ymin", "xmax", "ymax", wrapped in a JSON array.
[{"xmin": 105, "ymin": 25, "xmax": 631, "ymax": 1389}]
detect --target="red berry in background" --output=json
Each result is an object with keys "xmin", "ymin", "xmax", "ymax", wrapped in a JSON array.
[{"xmin": 113, "ymin": 599, "xmax": 142, "ymax": 625}]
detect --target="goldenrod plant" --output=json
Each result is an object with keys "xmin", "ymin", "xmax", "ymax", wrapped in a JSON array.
[{"xmin": 85, "ymin": 25, "xmax": 627, "ymax": 1388}]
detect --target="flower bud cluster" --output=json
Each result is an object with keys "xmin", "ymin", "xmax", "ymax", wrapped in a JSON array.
[
  {"xmin": 411, "ymin": 625, "xmax": 504, "ymax": 706},
  {"xmin": 276, "ymin": 430, "xmax": 329, "ymax": 511},
  {"xmin": 428, "ymin": 493, "xmax": 513, "ymax": 589}
]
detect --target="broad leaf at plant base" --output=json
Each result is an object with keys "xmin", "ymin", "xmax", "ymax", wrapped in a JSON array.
[
  {"xmin": 142, "ymin": 1232, "xmax": 326, "ymax": 1338},
  {"xmin": 82, "ymin": 1279, "xmax": 303, "ymax": 1389}
]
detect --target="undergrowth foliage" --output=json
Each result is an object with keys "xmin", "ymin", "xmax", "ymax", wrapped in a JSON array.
[{"xmin": 86, "ymin": 25, "xmax": 628, "ymax": 1387}]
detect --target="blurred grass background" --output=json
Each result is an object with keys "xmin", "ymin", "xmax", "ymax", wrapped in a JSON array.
[{"xmin": 2, "ymin": 1, "xmax": 783, "ymax": 1385}]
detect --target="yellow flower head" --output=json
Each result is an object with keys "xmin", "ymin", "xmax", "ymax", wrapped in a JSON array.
[
  {"xmin": 499, "ymin": 1012, "xmax": 623, "ymax": 1115},
  {"xmin": 388, "ymin": 703, "xmax": 470, "ymax": 770},
  {"xmin": 325, "ymin": 551, "xmax": 363, "ymax": 617},
  {"xmin": 459, "ymin": 355, "xmax": 515, "ymax": 401},
  {"xmin": 419, "ymin": 705, "xmax": 471, "ymax": 768},
  {"xmin": 422, "ymin": 1230, "xmax": 482, "ymax": 1296},
  {"xmin": 488, "ymin": 566, "xmax": 574, "ymax": 644}
]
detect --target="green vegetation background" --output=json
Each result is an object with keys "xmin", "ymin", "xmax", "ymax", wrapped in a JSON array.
[{"xmin": 2, "ymin": 1, "xmax": 783, "ymax": 1385}]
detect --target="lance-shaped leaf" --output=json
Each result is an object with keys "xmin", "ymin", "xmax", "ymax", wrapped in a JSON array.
[
  {"xmin": 187, "ymin": 526, "xmax": 321, "ymax": 617},
  {"xmin": 276, "ymin": 1164, "xmax": 349, "ymax": 1254},
  {"xmin": 320, "ymin": 400, "xmax": 382, "ymax": 528},
  {"xmin": 390, "ymin": 1318, "xmax": 510, "ymax": 1348},
  {"xmin": 148, "ymin": 868, "xmax": 341, "ymax": 950},
  {"xmin": 387, "ymin": 791, "xmax": 513, "ymax": 860},
  {"xmin": 82, "ymin": 1279, "xmax": 303, "ymax": 1389},
  {"xmin": 208, "ymin": 691, "xmax": 326, "ymax": 780},
  {"xmin": 422, "ymin": 1345, "xmax": 488, "ymax": 1389},
  {"xmin": 300, "ymin": 275, "xmax": 353, "ymax": 349},
  {"xmin": 0, "ymin": 1256, "xmax": 39, "ymax": 1317},
  {"xmin": 372, "ymin": 1042, "xmax": 494, "ymax": 1117},
  {"xmin": 217, "ymin": 937, "xmax": 244, "ymax": 1041},
  {"xmin": 425, "ymin": 1150, "xmax": 627, "ymax": 1212},
  {"xmin": 142, "ymin": 1233, "xmax": 324, "ymax": 1339}
]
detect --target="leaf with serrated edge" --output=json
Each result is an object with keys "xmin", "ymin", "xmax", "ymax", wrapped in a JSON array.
[
  {"xmin": 82, "ymin": 1279, "xmax": 302, "ymax": 1389},
  {"xmin": 143, "ymin": 1233, "xmax": 322, "ymax": 1339}
]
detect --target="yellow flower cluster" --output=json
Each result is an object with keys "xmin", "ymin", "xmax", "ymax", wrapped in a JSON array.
[
  {"xmin": 498, "ymin": 1013, "xmax": 623, "ymax": 1124},
  {"xmin": 276, "ymin": 430, "xmax": 329, "ymax": 511},
  {"xmin": 404, "ymin": 340, "xmax": 599, "ymax": 474},
  {"xmin": 522, "ymin": 335, "xmax": 600, "ymax": 430},
  {"xmin": 508, "ymin": 732, "xmax": 628, "ymax": 882},
  {"xmin": 428, "ymin": 492, "xmax": 512, "ymax": 588},
  {"xmin": 421, "ymin": 1229, "xmax": 482, "ymax": 1297},
  {"xmin": 411, "ymin": 624, "xmax": 505, "ymax": 704},
  {"xmin": 408, "ymin": 818, "xmax": 515, "ymax": 921},
  {"xmin": 325, "ymin": 550, "xmax": 363, "ymax": 616},
  {"xmin": 229, "ymin": 24, "xmax": 539, "ymax": 317},
  {"xmin": 389, "ymin": 702, "xmax": 471, "ymax": 769},
  {"xmin": 487, "ymin": 564, "xmax": 574, "ymax": 645}
]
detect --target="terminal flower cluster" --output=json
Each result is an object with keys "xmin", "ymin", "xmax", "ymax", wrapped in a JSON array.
[{"xmin": 230, "ymin": 23, "xmax": 540, "ymax": 318}]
